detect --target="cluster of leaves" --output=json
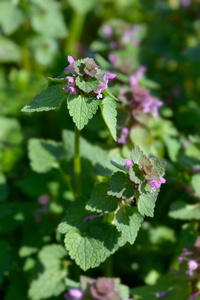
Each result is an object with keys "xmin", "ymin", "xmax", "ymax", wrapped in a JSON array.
[{"xmin": 57, "ymin": 145, "xmax": 166, "ymax": 270}]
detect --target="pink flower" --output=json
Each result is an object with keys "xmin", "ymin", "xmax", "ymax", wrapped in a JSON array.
[
  {"xmin": 186, "ymin": 260, "xmax": 198, "ymax": 276},
  {"xmin": 117, "ymin": 127, "xmax": 129, "ymax": 144},
  {"xmin": 108, "ymin": 54, "xmax": 117, "ymax": 66},
  {"xmin": 189, "ymin": 291, "xmax": 200, "ymax": 300},
  {"xmin": 102, "ymin": 25, "xmax": 112, "ymax": 39},
  {"xmin": 100, "ymin": 73, "xmax": 116, "ymax": 88},
  {"xmin": 124, "ymin": 159, "xmax": 132, "ymax": 169},
  {"xmin": 64, "ymin": 56, "xmax": 76, "ymax": 74},
  {"xmin": 63, "ymin": 76, "xmax": 77, "ymax": 95},
  {"xmin": 148, "ymin": 177, "xmax": 166, "ymax": 192},
  {"xmin": 94, "ymin": 84, "xmax": 107, "ymax": 99},
  {"xmin": 64, "ymin": 289, "xmax": 83, "ymax": 300},
  {"xmin": 155, "ymin": 291, "xmax": 167, "ymax": 298}
]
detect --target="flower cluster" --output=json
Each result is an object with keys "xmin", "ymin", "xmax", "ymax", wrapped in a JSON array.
[
  {"xmin": 63, "ymin": 56, "xmax": 116, "ymax": 99},
  {"xmin": 124, "ymin": 148, "xmax": 166, "ymax": 194},
  {"xmin": 119, "ymin": 70, "xmax": 163, "ymax": 118}
]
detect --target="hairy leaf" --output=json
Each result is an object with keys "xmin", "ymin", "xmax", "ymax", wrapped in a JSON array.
[
  {"xmin": 67, "ymin": 94, "xmax": 99, "ymax": 130},
  {"xmin": 75, "ymin": 76, "xmax": 99, "ymax": 93},
  {"xmin": 108, "ymin": 171, "xmax": 134, "ymax": 199},
  {"xmin": 169, "ymin": 200, "xmax": 200, "ymax": 220},
  {"xmin": 86, "ymin": 183, "xmax": 118, "ymax": 213},
  {"xmin": 100, "ymin": 96, "xmax": 117, "ymax": 141},
  {"xmin": 21, "ymin": 85, "xmax": 65, "ymax": 112}
]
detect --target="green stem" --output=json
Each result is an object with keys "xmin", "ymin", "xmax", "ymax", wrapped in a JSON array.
[
  {"xmin": 74, "ymin": 126, "xmax": 82, "ymax": 196},
  {"xmin": 65, "ymin": 11, "xmax": 85, "ymax": 56},
  {"xmin": 104, "ymin": 256, "xmax": 113, "ymax": 277},
  {"xmin": 58, "ymin": 166, "xmax": 75, "ymax": 198}
]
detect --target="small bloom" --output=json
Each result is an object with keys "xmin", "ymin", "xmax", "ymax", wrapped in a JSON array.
[
  {"xmin": 148, "ymin": 177, "xmax": 165, "ymax": 192},
  {"xmin": 117, "ymin": 127, "xmax": 129, "ymax": 144},
  {"xmin": 108, "ymin": 54, "xmax": 117, "ymax": 66},
  {"xmin": 64, "ymin": 56, "xmax": 76, "ymax": 74},
  {"xmin": 94, "ymin": 84, "xmax": 106, "ymax": 99},
  {"xmin": 124, "ymin": 159, "xmax": 132, "ymax": 169},
  {"xmin": 180, "ymin": 0, "xmax": 191, "ymax": 8},
  {"xmin": 134, "ymin": 66, "xmax": 147, "ymax": 80},
  {"xmin": 100, "ymin": 73, "xmax": 116, "ymax": 88},
  {"xmin": 155, "ymin": 291, "xmax": 167, "ymax": 298},
  {"xmin": 64, "ymin": 289, "xmax": 83, "ymax": 300},
  {"xmin": 172, "ymin": 268, "xmax": 178, "ymax": 274},
  {"xmin": 177, "ymin": 256, "xmax": 183, "ymax": 263},
  {"xmin": 102, "ymin": 25, "xmax": 112, "ymax": 39},
  {"xmin": 186, "ymin": 260, "xmax": 198, "ymax": 276},
  {"xmin": 63, "ymin": 76, "xmax": 77, "ymax": 95},
  {"xmin": 159, "ymin": 177, "xmax": 166, "ymax": 184},
  {"xmin": 38, "ymin": 194, "xmax": 49, "ymax": 206},
  {"xmin": 189, "ymin": 291, "xmax": 200, "ymax": 300},
  {"xmin": 182, "ymin": 248, "xmax": 188, "ymax": 254}
]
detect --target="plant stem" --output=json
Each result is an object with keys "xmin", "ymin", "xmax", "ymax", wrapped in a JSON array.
[
  {"xmin": 74, "ymin": 126, "xmax": 82, "ymax": 196},
  {"xmin": 104, "ymin": 256, "xmax": 113, "ymax": 277},
  {"xmin": 65, "ymin": 11, "xmax": 85, "ymax": 56}
]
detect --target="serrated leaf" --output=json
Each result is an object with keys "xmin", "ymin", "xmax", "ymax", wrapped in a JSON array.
[
  {"xmin": 86, "ymin": 183, "xmax": 117, "ymax": 213},
  {"xmin": 102, "ymin": 88, "xmax": 118, "ymax": 101},
  {"xmin": 114, "ymin": 207, "xmax": 143, "ymax": 245},
  {"xmin": 28, "ymin": 244, "xmax": 67, "ymax": 300},
  {"xmin": 149, "ymin": 157, "xmax": 166, "ymax": 181},
  {"xmin": 73, "ymin": 59, "xmax": 86, "ymax": 75},
  {"xmin": 129, "ymin": 164, "xmax": 145, "ymax": 184},
  {"xmin": 21, "ymin": 85, "xmax": 65, "ymax": 112},
  {"xmin": 75, "ymin": 76, "xmax": 99, "ymax": 93},
  {"xmin": 169, "ymin": 200, "xmax": 200, "ymax": 220},
  {"xmin": 100, "ymin": 96, "xmax": 117, "ymax": 141},
  {"xmin": 108, "ymin": 171, "xmax": 134, "ymax": 199},
  {"xmin": 137, "ymin": 182, "xmax": 159, "ymax": 217},
  {"xmin": 67, "ymin": 94, "xmax": 99, "ymax": 130},
  {"xmin": 28, "ymin": 138, "xmax": 66, "ymax": 173},
  {"xmin": 64, "ymin": 227, "xmax": 105, "ymax": 271},
  {"xmin": 191, "ymin": 174, "xmax": 200, "ymax": 197},
  {"xmin": 131, "ymin": 146, "xmax": 143, "ymax": 164},
  {"xmin": 0, "ymin": 173, "xmax": 8, "ymax": 201},
  {"xmin": 138, "ymin": 155, "xmax": 152, "ymax": 174}
]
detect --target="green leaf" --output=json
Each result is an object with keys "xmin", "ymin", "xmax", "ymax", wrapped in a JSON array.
[
  {"xmin": 67, "ymin": 94, "xmax": 99, "ymax": 130},
  {"xmin": 28, "ymin": 244, "xmax": 67, "ymax": 300},
  {"xmin": 0, "ymin": 37, "xmax": 21, "ymax": 63},
  {"xmin": 100, "ymin": 96, "xmax": 117, "ymax": 141},
  {"xmin": 28, "ymin": 138, "xmax": 65, "ymax": 173},
  {"xmin": 21, "ymin": 85, "xmax": 65, "ymax": 112},
  {"xmin": 114, "ymin": 206, "xmax": 143, "ymax": 245},
  {"xmin": 0, "ymin": 2, "xmax": 24, "ymax": 35},
  {"xmin": 73, "ymin": 59, "xmax": 86, "ymax": 75},
  {"xmin": 163, "ymin": 135, "xmax": 181, "ymax": 162},
  {"xmin": 110, "ymin": 156, "xmax": 127, "ymax": 172},
  {"xmin": 47, "ymin": 74, "xmax": 68, "ymax": 83},
  {"xmin": 150, "ymin": 157, "xmax": 166, "ymax": 179},
  {"xmin": 62, "ymin": 130, "xmax": 117, "ymax": 176},
  {"xmin": 131, "ymin": 146, "xmax": 143, "ymax": 164},
  {"xmin": 129, "ymin": 164, "xmax": 145, "ymax": 184},
  {"xmin": 86, "ymin": 183, "xmax": 117, "ymax": 213},
  {"xmin": 102, "ymin": 88, "xmax": 118, "ymax": 101},
  {"xmin": 137, "ymin": 183, "xmax": 158, "ymax": 217},
  {"xmin": 0, "ymin": 173, "xmax": 8, "ymax": 201},
  {"xmin": 191, "ymin": 174, "xmax": 200, "ymax": 197},
  {"xmin": 169, "ymin": 200, "xmax": 200, "ymax": 220},
  {"xmin": 30, "ymin": 1, "xmax": 68, "ymax": 38},
  {"xmin": 75, "ymin": 76, "xmax": 99, "ymax": 93},
  {"xmin": 64, "ymin": 226, "xmax": 105, "ymax": 271},
  {"xmin": 108, "ymin": 171, "xmax": 134, "ymax": 199},
  {"xmin": 68, "ymin": 0, "xmax": 97, "ymax": 14}
]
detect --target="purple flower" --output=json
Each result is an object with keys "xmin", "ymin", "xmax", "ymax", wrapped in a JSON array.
[
  {"xmin": 180, "ymin": 0, "xmax": 191, "ymax": 8},
  {"xmin": 117, "ymin": 127, "xmax": 129, "ymax": 144},
  {"xmin": 134, "ymin": 66, "xmax": 147, "ymax": 80},
  {"xmin": 38, "ymin": 194, "xmax": 49, "ymax": 206},
  {"xmin": 182, "ymin": 248, "xmax": 188, "ymax": 254},
  {"xmin": 64, "ymin": 289, "xmax": 83, "ymax": 300},
  {"xmin": 108, "ymin": 54, "xmax": 117, "ymax": 66},
  {"xmin": 124, "ymin": 159, "xmax": 132, "ymax": 169},
  {"xmin": 100, "ymin": 73, "xmax": 116, "ymax": 88},
  {"xmin": 102, "ymin": 25, "xmax": 112, "ymax": 39},
  {"xmin": 177, "ymin": 256, "xmax": 183, "ymax": 263},
  {"xmin": 172, "ymin": 268, "xmax": 178, "ymax": 274},
  {"xmin": 94, "ymin": 84, "xmax": 107, "ymax": 99},
  {"xmin": 63, "ymin": 76, "xmax": 77, "ymax": 95},
  {"xmin": 64, "ymin": 56, "xmax": 76, "ymax": 75},
  {"xmin": 148, "ymin": 177, "xmax": 166, "ymax": 192},
  {"xmin": 142, "ymin": 97, "xmax": 163, "ymax": 117},
  {"xmin": 186, "ymin": 260, "xmax": 198, "ymax": 276},
  {"xmin": 189, "ymin": 291, "xmax": 200, "ymax": 300},
  {"xmin": 155, "ymin": 291, "xmax": 167, "ymax": 298}
]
